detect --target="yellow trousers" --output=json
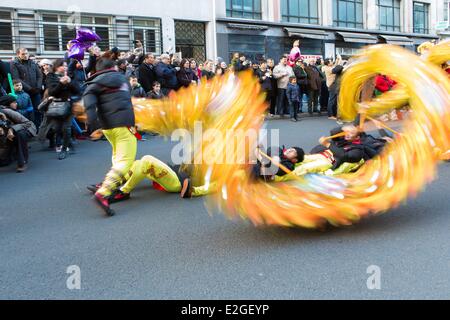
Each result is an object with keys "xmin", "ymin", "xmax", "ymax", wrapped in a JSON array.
[
  {"xmin": 274, "ymin": 154, "xmax": 333, "ymax": 182},
  {"xmin": 121, "ymin": 155, "xmax": 216, "ymax": 197},
  {"xmin": 97, "ymin": 127, "xmax": 137, "ymax": 197}
]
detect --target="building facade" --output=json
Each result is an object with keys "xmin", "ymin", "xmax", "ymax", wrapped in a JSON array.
[
  {"xmin": 216, "ymin": 0, "xmax": 445, "ymax": 62},
  {"xmin": 0, "ymin": 0, "xmax": 446, "ymax": 61},
  {"xmin": 0, "ymin": 0, "xmax": 216, "ymax": 60}
]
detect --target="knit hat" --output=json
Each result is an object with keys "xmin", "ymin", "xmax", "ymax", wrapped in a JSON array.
[
  {"xmin": 39, "ymin": 59, "xmax": 53, "ymax": 67},
  {"xmin": 0, "ymin": 95, "xmax": 17, "ymax": 106}
]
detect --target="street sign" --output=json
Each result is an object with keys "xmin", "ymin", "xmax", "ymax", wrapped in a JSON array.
[{"xmin": 435, "ymin": 21, "xmax": 449, "ymax": 30}]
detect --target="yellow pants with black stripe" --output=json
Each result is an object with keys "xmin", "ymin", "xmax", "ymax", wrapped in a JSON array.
[
  {"xmin": 97, "ymin": 127, "xmax": 137, "ymax": 197},
  {"xmin": 120, "ymin": 155, "xmax": 216, "ymax": 197},
  {"xmin": 274, "ymin": 154, "xmax": 333, "ymax": 182}
]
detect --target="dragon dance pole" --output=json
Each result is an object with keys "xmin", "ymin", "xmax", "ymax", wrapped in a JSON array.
[{"xmin": 7, "ymin": 73, "xmax": 17, "ymax": 98}]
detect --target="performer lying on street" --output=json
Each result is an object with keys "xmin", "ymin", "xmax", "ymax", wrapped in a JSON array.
[
  {"xmin": 106, "ymin": 146, "xmax": 306, "ymax": 202},
  {"xmin": 181, "ymin": 146, "xmax": 306, "ymax": 198},
  {"xmin": 275, "ymin": 124, "xmax": 393, "ymax": 182},
  {"xmin": 107, "ymin": 155, "xmax": 217, "ymax": 203},
  {"xmin": 104, "ymin": 127, "xmax": 392, "ymax": 201}
]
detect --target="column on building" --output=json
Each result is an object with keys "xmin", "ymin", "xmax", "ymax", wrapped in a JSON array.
[
  {"xmin": 403, "ymin": 0, "xmax": 412, "ymax": 33},
  {"xmin": 366, "ymin": 0, "xmax": 378, "ymax": 30},
  {"xmin": 161, "ymin": 15, "xmax": 176, "ymax": 54},
  {"xmin": 428, "ymin": 0, "xmax": 437, "ymax": 34},
  {"xmin": 321, "ymin": 0, "xmax": 333, "ymax": 26}
]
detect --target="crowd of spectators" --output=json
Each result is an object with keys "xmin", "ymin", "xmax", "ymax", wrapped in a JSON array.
[{"xmin": 0, "ymin": 38, "xmax": 354, "ymax": 173}]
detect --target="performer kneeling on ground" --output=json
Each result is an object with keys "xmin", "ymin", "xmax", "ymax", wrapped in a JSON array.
[{"xmin": 83, "ymin": 56, "xmax": 137, "ymax": 217}]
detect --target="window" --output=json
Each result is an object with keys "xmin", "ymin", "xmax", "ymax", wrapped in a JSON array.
[
  {"xmin": 133, "ymin": 18, "xmax": 161, "ymax": 54},
  {"xmin": 228, "ymin": 34, "xmax": 265, "ymax": 62},
  {"xmin": 42, "ymin": 13, "xmax": 77, "ymax": 52},
  {"xmin": 333, "ymin": 0, "xmax": 363, "ymax": 28},
  {"xmin": 226, "ymin": 0, "xmax": 262, "ymax": 19},
  {"xmin": 175, "ymin": 21, "xmax": 206, "ymax": 62},
  {"xmin": 281, "ymin": 0, "xmax": 319, "ymax": 24},
  {"xmin": 80, "ymin": 16, "xmax": 110, "ymax": 51},
  {"xmin": 41, "ymin": 14, "xmax": 109, "ymax": 52},
  {"xmin": 0, "ymin": 10, "xmax": 13, "ymax": 50},
  {"xmin": 1, "ymin": 11, "xmax": 161, "ymax": 55},
  {"xmin": 413, "ymin": 2, "xmax": 429, "ymax": 34},
  {"xmin": 378, "ymin": 0, "xmax": 401, "ymax": 31}
]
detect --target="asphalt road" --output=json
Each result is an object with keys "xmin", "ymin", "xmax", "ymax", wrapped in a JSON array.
[{"xmin": 1, "ymin": 117, "xmax": 449, "ymax": 300}]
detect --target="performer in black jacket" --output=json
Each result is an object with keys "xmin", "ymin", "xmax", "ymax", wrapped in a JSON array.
[{"xmin": 83, "ymin": 56, "xmax": 137, "ymax": 216}]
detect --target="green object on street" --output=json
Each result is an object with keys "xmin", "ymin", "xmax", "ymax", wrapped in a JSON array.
[{"xmin": 7, "ymin": 73, "xmax": 17, "ymax": 98}]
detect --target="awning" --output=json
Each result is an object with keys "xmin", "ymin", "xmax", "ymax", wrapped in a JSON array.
[
  {"xmin": 335, "ymin": 31, "xmax": 378, "ymax": 44},
  {"xmin": 378, "ymin": 35, "xmax": 413, "ymax": 46},
  {"xmin": 413, "ymin": 37, "xmax": 439, "ymax": 45},
  {"xmin": 284, "ymin": 27, "xmax": 327, "ymax": 40}
]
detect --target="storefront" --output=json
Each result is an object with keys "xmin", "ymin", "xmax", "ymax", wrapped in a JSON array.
[{"xmin": 216, "ymin": 18, "xmax": 437, "ymax": 63}]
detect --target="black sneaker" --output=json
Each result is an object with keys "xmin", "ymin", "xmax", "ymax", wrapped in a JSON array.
[
  {"xmin": 93, "ymin": 193, "xmax": 115, "ymax": 217},
  {"xmin": 58, "ymin": 148, "xmax": 68, "ymax": 160},
  {"xmin": 110, "ymin": 190, "xmax": 131, "ymax": 203},
  {"xmin": 180, "ymin": 178, "xmax": 193, "ymax": 199},
  {"xmin": 87, "ymin": 183, "xmax": 102, "ymax": 194},
  {"xmin": 16, "ymin": 164, "xmax": 28, "ymax": 173}
]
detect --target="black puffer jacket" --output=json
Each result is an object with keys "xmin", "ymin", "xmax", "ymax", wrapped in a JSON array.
[
  {"xmin": 46, "ymin": 73, "xmax": 80, "ymax": 101},
  {"xmin": 83, "ymin": 69, "xmax": 135, "ymax": 130},
  {"xmin": 10, "ymin": 58, "xmax": 43, "ymax": 94},
  {"xmin": 257, "ymin": 69, "xmax": 272, "ymax": 92},
  {"xmin": 0, "ymin": 59, "xmax": 10, "ymax": 93}
]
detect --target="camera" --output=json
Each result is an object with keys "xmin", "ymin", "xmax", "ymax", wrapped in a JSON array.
[{"xmin": 0, "ymin": 119, "xmax": 11, "ymax": 136}]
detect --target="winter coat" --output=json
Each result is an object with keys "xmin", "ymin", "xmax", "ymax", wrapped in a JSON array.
[
  {"xmin": 304, "ymin": 65, "xmax": 322, "ymax": 91},
  {"xmin": 130, "ymin": 85, "xmax": 147, "ymax": 98},
  {"xmin": 0, "ymin": 59, "xmax": 10, "ymax": 93},
  {"xmin": 257, "ymin": 69, "xmax": 272, "ymax": 92},
  {"xmin": 191, "ymin": 68, "xmax": 202, "ymax": 80},
  {"xmin": 286, "ymin": 83, "xmax": 300, "ymax": 103},
  {"xmin": 36, "ymin": 73, "xmax": 81, "ymax": 142},
  {"xmin": 155, "ymin": 62, "xmax": 178, "ymax": 90},
  {"xmin": 177, "ymin": 68, "xmax": 196, "ymax": 88},
  {"xmin": 10, "ymin": 58, "xmax": 43, "ymax": 94},
  {"xmin": 46, "ymin": 73, "xmax": 80, "ymax": 102},
  {"xmin": 15, "ymin": 91, "xmax": 34, "ymax": 114},
  {"xmin": 83, "ymin": 69, "xmax": 135, "ymax": 130},
  {"xmin": 273, "ymin": 64, "xmax": 294, "ymax": 89},
  {"xmin": 137, "ymin": 63, "xmax": 157, "ymax": 93},
  {"xmin": 293, "ymin": 66, "xmax": 308, "ymax": 91},
  {"xmin": 322, "ymin": 65, "xmax": 336, "ymax": 88},
  {"xmin": 235, "ymin": 60, "xmax": 250, "ymax": 72},
  {"xmin": 149, "ymin": 90, "xmax": 164, "ymax": 100},
  {"xmin": 329, "ymin": 139, "xmax": 365, "ymax": 170},
  {"xmin": 68, "ymin": 59, "xmax": 87, "ymax": 93},
  {"xmin": 85, "ymin": 54, "xmax": 98, "ymax": 76},
  {"xmin": 0, "ymin": 106, "xmax": 37, "ymax": 137},
  {"xmin": 201, "ymin": 70, "xmax": 215, "ymax": 80},
  {"xmin": 330, "ymin": 65, "xmax": 344, "ymax": 95},
  {"xmin": 268, "ymin": 67, "xmax": 278, "ymax": 97}
]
